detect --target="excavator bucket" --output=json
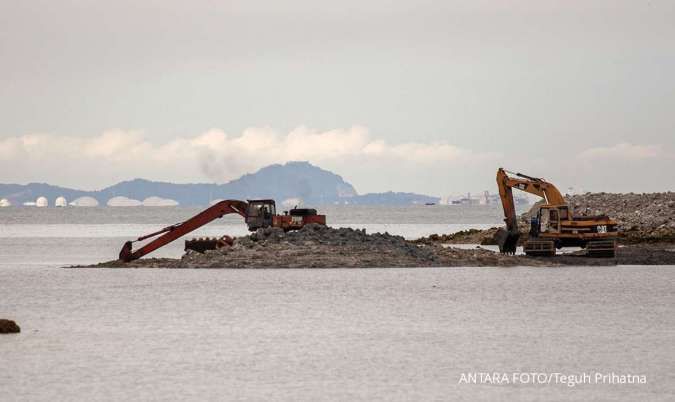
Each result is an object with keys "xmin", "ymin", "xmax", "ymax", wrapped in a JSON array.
[
  {"xmin": 119, "ymin": 241, "xmax": 134, "ymax": 262},
  {"xmin": 496, "ymin": 227, "xmax": 519, "ymax": 254}
]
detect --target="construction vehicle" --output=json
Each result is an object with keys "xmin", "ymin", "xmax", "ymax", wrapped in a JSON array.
[
  {"xmin": 118, "ymin": 199, "xmax": 326, "ymax": 262},
  {"xmin": 495, "ymin": 168, "xmax": 618, "ymax": 257}
]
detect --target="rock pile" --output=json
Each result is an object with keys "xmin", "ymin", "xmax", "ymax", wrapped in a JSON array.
[{"xmin": 179, "ymin": 224, "xmax": 443, "ymax": 268}]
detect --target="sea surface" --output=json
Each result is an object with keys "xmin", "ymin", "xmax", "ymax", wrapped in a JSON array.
[{"xmin": 1, "ymin": 205, "xmax": 674, "ymax": 401}]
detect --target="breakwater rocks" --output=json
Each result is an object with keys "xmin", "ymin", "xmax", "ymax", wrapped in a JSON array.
[{"xmin": 0, "ymin": 319, "xmax": 20, "ymax": 334}]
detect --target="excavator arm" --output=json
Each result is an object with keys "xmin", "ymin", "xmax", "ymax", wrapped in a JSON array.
[
  {"xmin": 495, "ymin": 168, "xmax": 565, "ymax": 254},
  {"xmin": 118, "ymin": 200, "xmax": 249, "ymax": 262}
]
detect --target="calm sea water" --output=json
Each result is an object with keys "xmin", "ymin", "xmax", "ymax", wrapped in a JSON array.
[{"xmin": 1, "ymin": 205, "xmax": 674, "ymax": 401}]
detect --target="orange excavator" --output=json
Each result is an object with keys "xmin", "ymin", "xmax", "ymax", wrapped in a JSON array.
[
  {"xmin": 118, "ymin": 199, "xmax": 326, "ymax": 262},
  {"xmin": 496, "ymin": 168, "xmax": 618, "ymax": 257}
]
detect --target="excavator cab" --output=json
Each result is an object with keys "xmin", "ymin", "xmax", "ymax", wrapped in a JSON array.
[
  {"xmin": 536, "ymin": 206, "xmax": 562, "ymax": 234},
  {"xmin": 245, "ymin": 199, "xmax": 276, "ymax": 231}
]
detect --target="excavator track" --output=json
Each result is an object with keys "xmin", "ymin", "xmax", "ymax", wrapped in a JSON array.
[
  {"xmin": 586, "ymin": 239, "xmax": 617, "ymax": 258},
  {"xmin": 524, "ymin": 239, "xmax": 556, "ymax": 257}
]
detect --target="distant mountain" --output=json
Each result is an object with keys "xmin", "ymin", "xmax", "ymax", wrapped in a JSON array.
[
  {"xmin": 0, "ymin": 161, "xmax": 439, "ymax": 206},
  {"xmin": 214, "ymin": 162, "xmax": 359, "ymax": 203}
]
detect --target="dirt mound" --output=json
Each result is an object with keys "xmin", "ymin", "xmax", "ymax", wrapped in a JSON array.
[{"xmin": 179, "ymin": 224, "xmax": 443, "ymax": 268}]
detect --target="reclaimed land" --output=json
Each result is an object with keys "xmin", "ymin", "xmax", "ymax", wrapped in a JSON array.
[{"xmin": 73, "ymin": 225, "xmax": 675, "ymax": 269}]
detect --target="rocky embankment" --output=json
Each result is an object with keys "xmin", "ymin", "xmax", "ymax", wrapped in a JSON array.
[
  {"xmin": 75, "ymin": 223, "xmax": 675, "ymax": 269},
  {"xmin": 418, "ymin": 192, "xmax": 675, "ymax": 246}
]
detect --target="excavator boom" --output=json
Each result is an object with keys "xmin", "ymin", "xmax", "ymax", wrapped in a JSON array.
[{"xmin": 119, "ymin": 200, "xmax": 248, "ymax": 262}]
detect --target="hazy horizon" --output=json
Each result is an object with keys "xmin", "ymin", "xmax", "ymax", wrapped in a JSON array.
[{"xmin": 2, "ymin": 1, "xmax": 674, "ymax": 194}]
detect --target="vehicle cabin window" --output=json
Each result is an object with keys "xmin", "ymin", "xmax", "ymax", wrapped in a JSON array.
[
  {"xmin": 250, "ymin": 205, "xmax": 262, "ymax": 217},
  {"xmin": 559, "ymin": 208, "xmax": 569, "ymax": 220},
  {"xmin": 550, "ymin": 209, "xmax": 558, "ymax": 221},
  {"xmin": 548, "ymin": 209, "xmax": 559, "ymax": 231},
  {"xmin": 539, "ymin": 209, "xmax": 550, "ymax": 232}
]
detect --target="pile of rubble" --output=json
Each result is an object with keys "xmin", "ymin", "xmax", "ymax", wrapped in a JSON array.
[
  {"xmin": 567, "ymin": 192, "xmax": 675, "ymax": 243},
  {"xmin": 179, "ymin": 224, "xmax": 440, "ymax": 268}
]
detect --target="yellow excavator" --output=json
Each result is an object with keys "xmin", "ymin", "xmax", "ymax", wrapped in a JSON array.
[{"xmin": 496, "ymin": 168, "xmax": 618, "ymax": 257}]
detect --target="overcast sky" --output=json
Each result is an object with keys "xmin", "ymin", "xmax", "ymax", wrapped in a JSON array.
[{"xmin": 1, "ymin": 0, "xmax": 674, "ymax": 195}]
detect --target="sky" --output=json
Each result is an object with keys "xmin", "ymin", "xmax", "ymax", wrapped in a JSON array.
[{"xmin": 1, "ymin": 0, "xmax": 674, "ymax": 196}]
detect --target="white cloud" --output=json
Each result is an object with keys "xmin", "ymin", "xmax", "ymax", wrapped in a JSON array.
[
  {"xmin": 578, "ymin": 143, "xmax": 663, "ymax": 160},
  {"xmin": 0, "ymin": 126, "xmax": 499, "ymax": 191}
]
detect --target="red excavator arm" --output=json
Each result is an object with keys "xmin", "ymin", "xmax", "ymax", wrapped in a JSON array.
[{"xmin": 118, "ymin": 200, "xmax": 249, "ymax": 262}]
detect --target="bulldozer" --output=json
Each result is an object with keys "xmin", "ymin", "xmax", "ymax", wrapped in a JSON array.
[
  {"xmin": 118, "ymin": 199, "xmax": 326, "ymax": 262},
  {"xmin": 495, "ymin": 168, "xmax": 618, "ymax": 257}
]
